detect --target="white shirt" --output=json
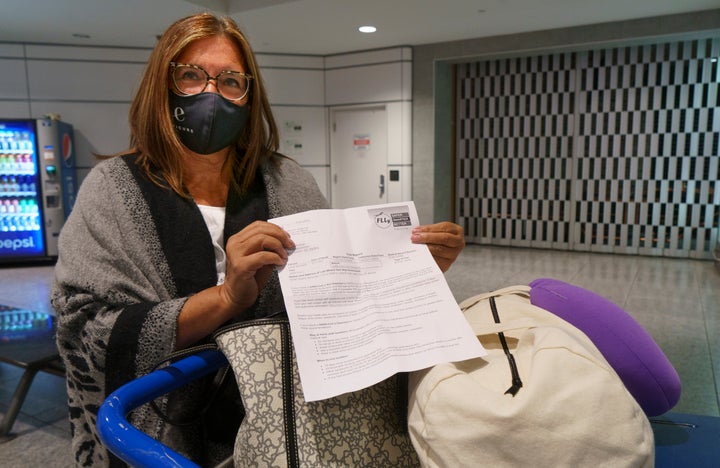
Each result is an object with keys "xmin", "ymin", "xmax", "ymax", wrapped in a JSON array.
[{"xmin": 197, "ymin": 204, "xmax": 227, "ymax": 285}]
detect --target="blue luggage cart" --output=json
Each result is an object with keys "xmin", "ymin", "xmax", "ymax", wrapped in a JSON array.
[{"xmin": 97, "ymin": 349, "xmax": 227, "ymax": 467}]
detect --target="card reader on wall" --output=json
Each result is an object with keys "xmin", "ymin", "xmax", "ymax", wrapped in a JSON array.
[{"xmin": 46, "ymin": 194, "xmax": 60, "ymax": 208}]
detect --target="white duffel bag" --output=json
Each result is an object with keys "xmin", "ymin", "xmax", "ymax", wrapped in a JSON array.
[{"xmin": 407, "ymin": 285, "xmax": 654, "ymax": 468}]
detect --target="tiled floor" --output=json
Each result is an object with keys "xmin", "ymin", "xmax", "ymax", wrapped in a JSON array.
[{"xmin": 1, "ymin": 245, "xmax": 719, "ymax": 465}]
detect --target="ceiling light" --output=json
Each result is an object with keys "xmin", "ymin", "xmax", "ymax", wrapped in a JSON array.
[{"xmin": 359, "ymin": 26, "xmax": 377, "ymax": 34}]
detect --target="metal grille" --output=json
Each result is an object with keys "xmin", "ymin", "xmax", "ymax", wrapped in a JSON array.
[{"xmin": 456, "ymin": 38, "xmax": 720, "ymax": 258}]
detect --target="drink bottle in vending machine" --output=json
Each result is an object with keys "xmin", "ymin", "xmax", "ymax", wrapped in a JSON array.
[{"xmin": 0, "ymin": 118, "xmax": 77, "ymax": 264}]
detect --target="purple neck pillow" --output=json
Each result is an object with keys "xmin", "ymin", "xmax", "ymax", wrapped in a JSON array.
[{"xmin": 529, "ymin": 278, "xmax": 681, "ymax": 417}]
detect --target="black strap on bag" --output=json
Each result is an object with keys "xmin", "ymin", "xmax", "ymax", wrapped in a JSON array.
[
  {"xmin": 489, "ymin": 296, "xmax": 523, "ymax": 396},
  {"xmin": 145, "ymin": 343, "xmax": 242, "ymax": 467},
  {"xmin": 276, "ymin": 319, "xmax": 301, "ymax": 468},
  {"xmin": 147, "ymin": 343, "xmax": 233, "ymax": 427}
]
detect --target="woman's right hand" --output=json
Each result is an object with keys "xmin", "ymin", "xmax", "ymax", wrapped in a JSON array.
[
  {"xmin": 176, "ymin": 221, "xmax": 294, "ymax": 349},
  {"xmin": 219, "ymin": 220, "xmax": 295, "ymax": 312}
]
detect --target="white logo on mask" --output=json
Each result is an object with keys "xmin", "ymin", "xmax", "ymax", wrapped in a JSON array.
[{"xmin": 173, "ymin": 106, "xmax": 186, "ymax": 122}]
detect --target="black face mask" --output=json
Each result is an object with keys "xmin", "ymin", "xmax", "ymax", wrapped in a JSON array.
[{"xmin": 169, "ymin": 91, "xmax": 249, "ymax": 155}]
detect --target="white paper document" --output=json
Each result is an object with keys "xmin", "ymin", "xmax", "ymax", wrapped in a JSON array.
[{"xmin": 270, "ymin": 202, "xmax": 486, "ymax": 401}]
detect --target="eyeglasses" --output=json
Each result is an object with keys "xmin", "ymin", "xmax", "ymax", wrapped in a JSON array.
[{"xmin": 170, "ymin": 62, "xmax": 253, "ymax": 101}]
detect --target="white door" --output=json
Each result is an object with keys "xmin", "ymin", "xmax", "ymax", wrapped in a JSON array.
[{"xmin": 330, "ymin": 106, "xmax": 388, "ymax": 209}]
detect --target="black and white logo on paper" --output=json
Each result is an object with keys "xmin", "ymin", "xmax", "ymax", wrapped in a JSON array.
[{"xmin": 368, "ymin": 205, "xmax": 412, "ymax": 229}]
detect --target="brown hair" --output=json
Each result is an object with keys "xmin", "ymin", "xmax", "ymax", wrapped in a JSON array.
[{"xmin": 121, "ymin": 12, "xmax": 279, "ymax": 195}]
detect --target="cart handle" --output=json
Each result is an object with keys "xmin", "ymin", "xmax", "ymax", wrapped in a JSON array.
[{"xmin": 97, "ymin": 349, "xmax": 228, "ymax": 468}]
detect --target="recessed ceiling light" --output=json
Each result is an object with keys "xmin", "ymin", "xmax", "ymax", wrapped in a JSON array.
[{"xmin": 359, "ymin": 26, "xmax": 377, "ymax": 34}]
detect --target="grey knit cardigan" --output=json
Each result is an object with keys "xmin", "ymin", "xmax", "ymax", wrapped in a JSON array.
[{"xmin": 52, "ymin": 153, "xmax": 328, "ymax": 467}]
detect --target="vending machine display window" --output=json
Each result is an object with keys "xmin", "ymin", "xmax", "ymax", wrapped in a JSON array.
[
  {"xmin": 0, "ymin": 121, "xmax": 46, "ymax": 260},
  {"xmin": 0, "ymin": 117, "xmax": 76, "ymax": 265}
]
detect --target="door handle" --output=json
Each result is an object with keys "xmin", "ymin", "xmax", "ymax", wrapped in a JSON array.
[{"xmin": 379, "ymin": 174, "xmax": 385, "ymax": 198}]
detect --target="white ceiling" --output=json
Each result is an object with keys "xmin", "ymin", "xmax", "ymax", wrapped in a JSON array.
[{"xmin": 0, "ymin": 0, "xmax": 718, "ymax": 55}]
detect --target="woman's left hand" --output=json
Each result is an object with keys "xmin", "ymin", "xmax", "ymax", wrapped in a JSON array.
[{"xmin": 411, "ymin": 222, "xmax": 465, "ymax": 272}]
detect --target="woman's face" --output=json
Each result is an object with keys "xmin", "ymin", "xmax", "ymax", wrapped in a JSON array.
[{"xmin": 172, "ymin": 35, "xmax": 249, "ymax": 106}]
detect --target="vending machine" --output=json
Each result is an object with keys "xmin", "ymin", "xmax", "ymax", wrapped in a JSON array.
[{"xmin": 0, "ymin": 117, "xmax": 77, "ymax": 264}]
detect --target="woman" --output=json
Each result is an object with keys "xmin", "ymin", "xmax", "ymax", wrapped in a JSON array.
[{"xmin": 52, "ymin": 12, "xmax": 465, "ymax": 467}]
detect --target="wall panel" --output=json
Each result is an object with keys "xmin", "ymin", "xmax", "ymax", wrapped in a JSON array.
[
  {"xmin": 27, "ymin": 61, "xmax": 145, "ymax": 102},
  {"xmin": 0, "ymin": 58, "xmax": 29, "ymax": 99},
  {"xmin": 326, "ymin": 61, "xmax": 410, "ymax": 105},
  {"xmin": 263, "ymin": 68, "xmax": 325, "ymax": 105},
  {"xmin": 273, "ymin": 106, "xmax": 328, "ymax": 166}
]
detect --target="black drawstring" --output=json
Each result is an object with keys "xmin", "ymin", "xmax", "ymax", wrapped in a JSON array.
[{"xmin": 489, "ymin": 296, "xmax": 523, "ymax": 396}]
